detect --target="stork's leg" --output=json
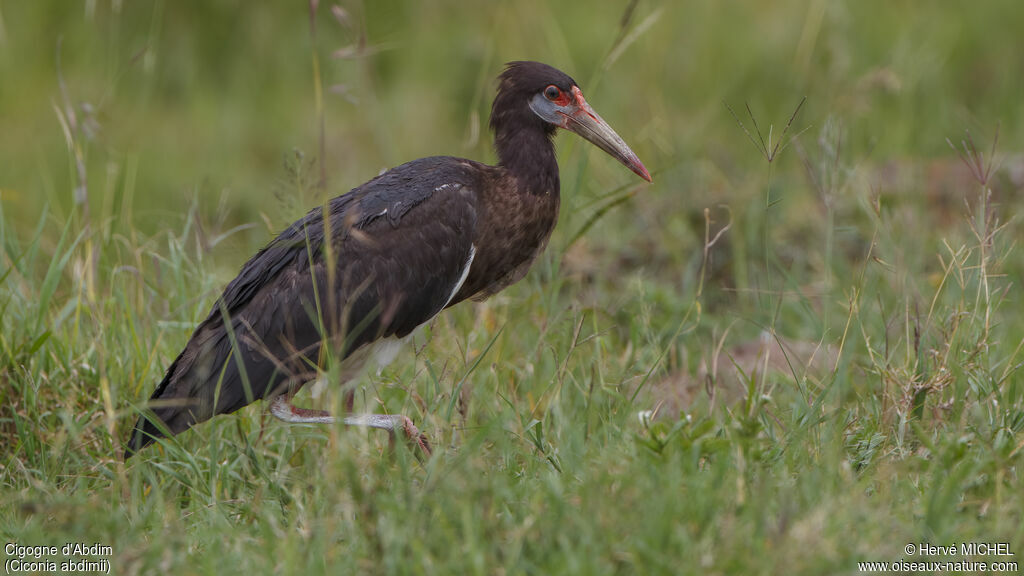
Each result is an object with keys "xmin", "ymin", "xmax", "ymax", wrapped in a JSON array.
[{"xmin": 269, "ymin": 395, "xmax": 432, "ymax": 456}]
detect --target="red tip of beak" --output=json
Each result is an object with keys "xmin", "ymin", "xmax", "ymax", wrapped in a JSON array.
[
  {"xmin": 622, "ymin": 150, "xmax": 652, "ymax": 182},
  {"xmin": 633, "ymin": 160, "xmax": 653, "ymax": 183}
]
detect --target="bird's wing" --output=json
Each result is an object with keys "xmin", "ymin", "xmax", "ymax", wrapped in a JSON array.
[{"xmin": 127, "ymin": 158, "xmax": 479, "ymax": 454}]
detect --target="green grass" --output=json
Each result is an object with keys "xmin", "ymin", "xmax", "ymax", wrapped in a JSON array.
[{"xmin": 2, "ymin": 1, "xmax": 1024, "ymax": 574}]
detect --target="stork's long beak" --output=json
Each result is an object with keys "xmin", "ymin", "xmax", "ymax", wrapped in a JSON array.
[{"xmin": 563, "ymin": 87, "xmax": 652, "ymax": 182}]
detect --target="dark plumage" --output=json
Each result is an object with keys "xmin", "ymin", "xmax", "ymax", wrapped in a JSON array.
[{"xmin": 126, "ymin": 61, "xmax": 650, "ymax": 458}]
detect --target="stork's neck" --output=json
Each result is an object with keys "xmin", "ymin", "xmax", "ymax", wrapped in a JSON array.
[{"xmin": 493, "ymin": 120, "xmax": 560, "ymax": 196}]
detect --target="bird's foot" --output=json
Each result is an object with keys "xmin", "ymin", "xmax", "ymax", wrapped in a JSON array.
[
  {"xmin": 270, "ymin": 396, "xmax": 432, "ymax": 457},
  {"xmin": 398, "ymin": 417, "xmax": 433, "ymax": 458},
  {"xmin": 343, "ymin": 414, "xmax": 433, "ymax": 458}
]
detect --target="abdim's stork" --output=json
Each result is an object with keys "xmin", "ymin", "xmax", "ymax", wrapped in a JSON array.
[{"xmin": 126, "ymin": 61, "xmax": 651, "ymax": 458}]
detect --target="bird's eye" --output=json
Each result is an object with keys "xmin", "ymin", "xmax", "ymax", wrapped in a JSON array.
[{"xmin": 544, "ymin": 85, "xmax": 561, "ymax": 101}]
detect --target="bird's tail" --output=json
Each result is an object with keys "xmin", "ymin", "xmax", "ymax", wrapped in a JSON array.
[
  {"xmin": 123, "ymin": 333, "xmax": 273, "ymax": 459},
  {"xmin": 124, "ymin": 411, "xmax": 165, "ymax": 459},
  {"xmin": 124, "ymin": 355, "xmax": 191, "ymax": 460}
]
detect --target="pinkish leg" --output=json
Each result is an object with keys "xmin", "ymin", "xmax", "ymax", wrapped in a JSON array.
[{"xmin": 269, "ymin": 395, "xmax": 432, "ymax": 456}]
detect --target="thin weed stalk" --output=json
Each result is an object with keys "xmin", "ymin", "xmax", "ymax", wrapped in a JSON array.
[{"xmin": 725, "ymin": 97, "xmax": 809, "ymax": 311}]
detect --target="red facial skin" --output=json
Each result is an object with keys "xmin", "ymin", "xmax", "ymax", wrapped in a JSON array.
[
  {"xmin": 549, "ymin": 86, "xmax": 572, "ymax": 107},
  {"xmin": 570, "ymin": 86, "xmax": 599, "ymax": 122},
  {"xmin": 546, "ymin": 85, "xmax": 594, "ymax": 128}
]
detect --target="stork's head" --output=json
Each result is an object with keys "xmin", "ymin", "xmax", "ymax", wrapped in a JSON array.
[{"xmin": 490, "ymin": 61, "xmax": 652, "ymax": 182}]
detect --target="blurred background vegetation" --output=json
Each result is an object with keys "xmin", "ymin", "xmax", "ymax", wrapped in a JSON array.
[
  {"xmin": 2, "ymin": 1, "xmax": 1023, "ymax": 574},
  {"xmin": 4, "ymin": 0, "xmax": 1022, "ymax": 231}
]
